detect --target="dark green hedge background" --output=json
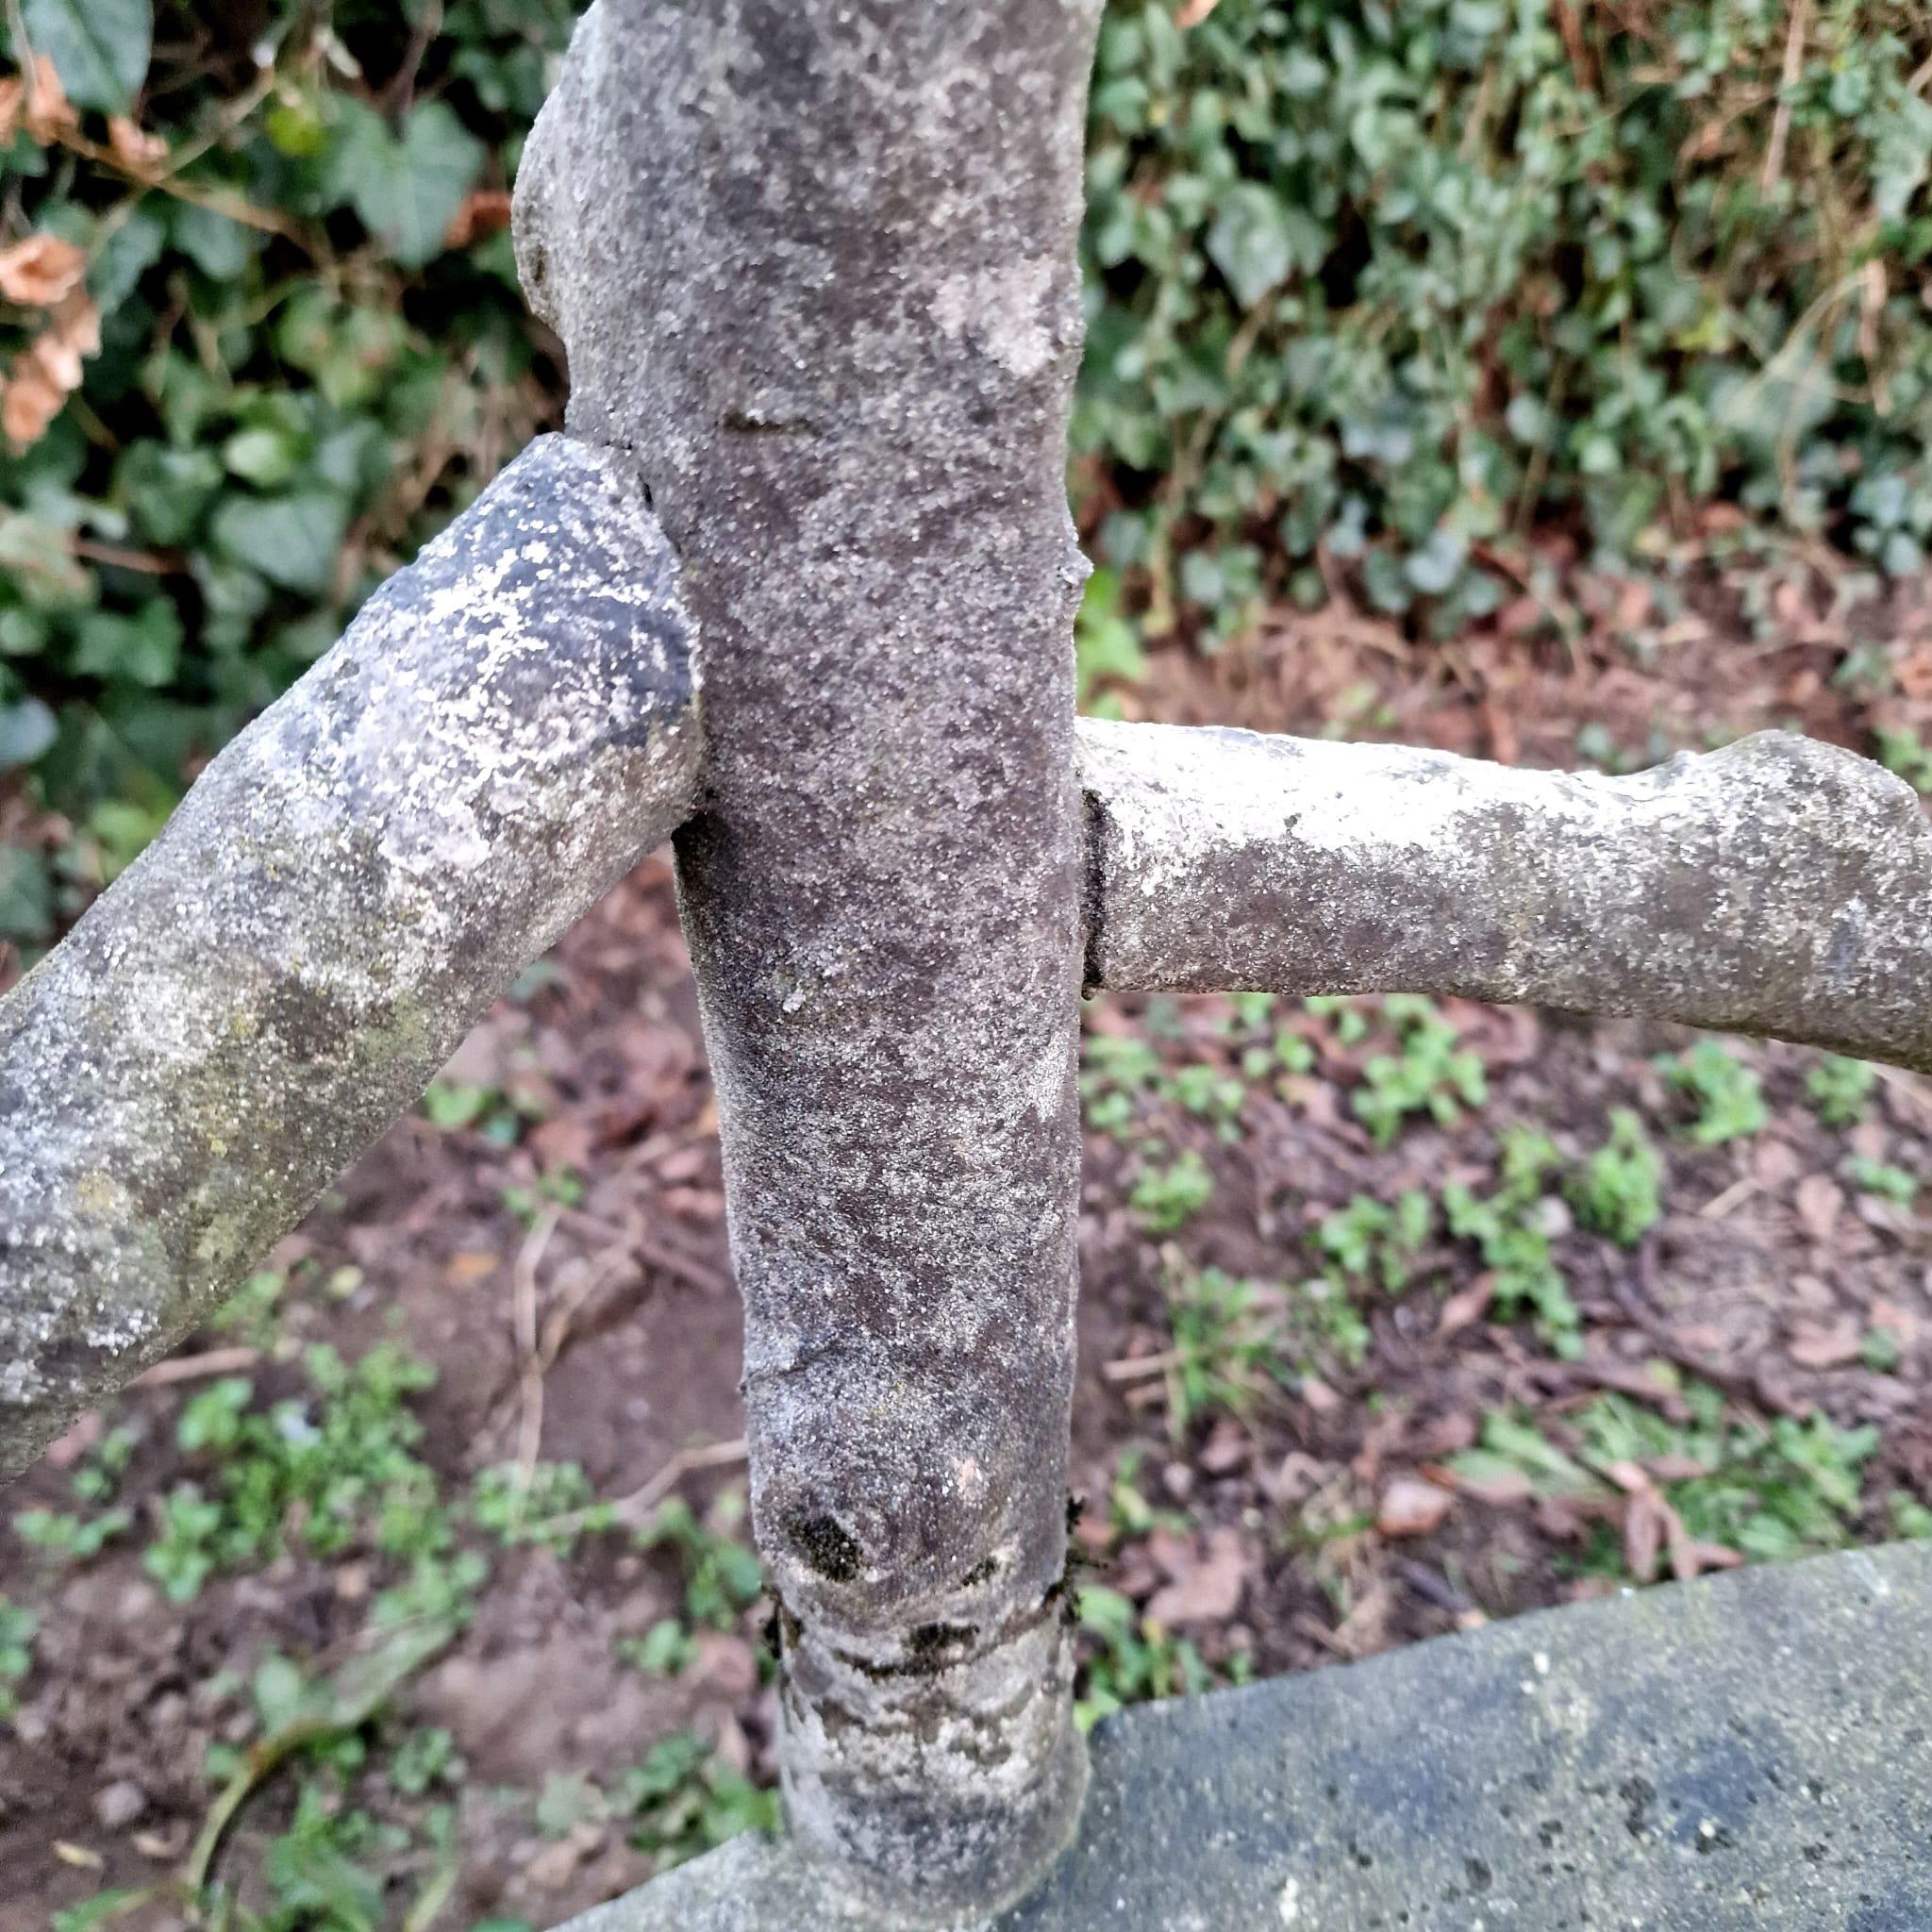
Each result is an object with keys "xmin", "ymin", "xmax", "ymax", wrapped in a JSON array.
[{"xmin": 1, "ymin": 0, "xmax": 1929, "ymax": 941}]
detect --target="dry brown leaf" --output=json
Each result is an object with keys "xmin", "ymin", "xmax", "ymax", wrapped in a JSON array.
[
  {"xmin": 1, "ymin": 57, "xmax": 79, "ymax": 147},
  {"xmin": 1787, "ymin": 1315, "xmax": 1861, "ymax": 1370},
  {"xmin": 1602, "ymin": 1458, "xmax": 1653, "ymax": 1496},
  {"xmin": 1143, "ymin": 1525, "xmax": 1248, "ymax": 1626},
  {"xmin": 108, "ymin": 116, "xmax": 169, "ymax": 173},
  {"xmin": 1407, "ymin": 1411, "xmax": 1477, "ymax": 1459},
  {"xmin": 690, "ymin": 1631, "xmax": 758, "ymax": 1698},
  {"xmin": 2, "ymin": 289, "xmax": 100, "ymax": 449},
  {"xmin": 1437, "ymin": 1274, "xmax": 1495, "ymax": 1336},
  {"xmin": 1535, "ymin": 1495, "xmax": 1594, "ymax": 1541},
  {"xmin": 1196, "ymin": 1417, "xmax": 1249, "ymax": 1474},
  {"xmin": 1448, "ymin": 1466, "xmax": 1534, "ymax": 1507},
  {"xmin": 526, "ymin": 1112, "xmax": 599, "ymax": 1173},
  {"xmin": 1, "ymin": 363, "xmax": 61, "ymax": 448},
  {"xmin": 1376, "ymin": 1475, "xmax": 1453, "ymax": 1539},
  {"xmin": 1176, "ymin": 0, "xmax": 1222, "ymax": 24},
  {"xmin": 445, "ymin": 188, "xmax": 514, "ymax": 250},
  {"xmin": 1298, "ymin": 1374, "xmax": 1343, "ymax": 1416},
  {"xmin": 1679, "ymin": 1541, "xmax": 1746, "ymax": 1576},
  {"xmin": 1623, "ymin": 1489, "xmax": 1668, "ymax": 1582},
  {"xmin": 0, "ymin": 233, "xmax": 87, "ymax": 308},
  {"xmin": 1871, "ymin": 1297, "xmax": 1919, "ymax": 1351},
  {"xmin": 1793, "ymin": 1173, "xmax": 1842, "ymax": 1245}
]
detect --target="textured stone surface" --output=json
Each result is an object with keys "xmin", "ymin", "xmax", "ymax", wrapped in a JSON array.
[
  {"xmin": 516, "ymin": 2, "xmax": 1105, "ymax": 1916},
  {"xmin": 555, "ymin": 1540, "xmax": 1932, "ymax": 1930},
  {"xmin": 0, "ymin": 436, "xmax": 698, "ymax": 1478},
  {"xmin": 1081, "ymin": 721, "xmax": 1932, "ymax": 1073}
]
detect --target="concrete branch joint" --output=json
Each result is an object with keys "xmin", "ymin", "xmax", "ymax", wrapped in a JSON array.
[{"xmin": 4, "ymin": 1, "xmax": 1931, "ymax": 1926}]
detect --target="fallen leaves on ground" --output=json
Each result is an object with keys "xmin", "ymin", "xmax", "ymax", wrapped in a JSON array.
[
  {"xmin": 1793, "ymin": 1173, "xmax": 1843, "ymax": 1245},
  {"xmin": 1143, "ymin": 1524, "xmax": 1250, "ymax": 1625}
]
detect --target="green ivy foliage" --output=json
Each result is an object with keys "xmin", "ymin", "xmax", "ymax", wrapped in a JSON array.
[
  {"xmin": 0, "ymin": 0, "xmax": 577, "ymax": 941},
  {"xmin": 2, "ymin": 1, "xmax": 1930, "ymax": 944},
  {"xmin": 1077, "ymin": 0, "xmax": 1932, "ymax": 638}
]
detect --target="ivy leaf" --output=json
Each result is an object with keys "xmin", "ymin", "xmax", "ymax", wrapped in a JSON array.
[
  {"xmin": 172, "ymin": 204, "xmax": 250, "ymax": 282},
  {"xmin": 19, "ymin": 0, "xmax": 153, "ymax": 113},
  {"xmin": 0, "ymin": 697, "xmax": 57, "ymax": 769},
  {"xmin": 209, "ymin": 492, "xmax": 350, "ymax": 597},
  {"xmin": 117, "ymin": 443, "xmax": 223, "ymax": 547},
  {"xmin": 328, "ymin": 99, "xmax": 485, "ymax": 271},
  {"xmin": 1204, "ymin": 185, "xmax": 1324, "ymax": 309},
  {"xmin": 1404, "ymin": 525, "xmax": 1469, "ymax": 596},
  {"xmin": 0, "ymin": 845, "xmax": 53, "ymax": 945},
  {"xmin": 72, "ymin": 603, "xmax": 182, "ymax": 688}
]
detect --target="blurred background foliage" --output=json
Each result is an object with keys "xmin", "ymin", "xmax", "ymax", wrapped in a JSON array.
[{"xmin": 0, "ymin": 0, "xmax": 1928, "ymax": 945}]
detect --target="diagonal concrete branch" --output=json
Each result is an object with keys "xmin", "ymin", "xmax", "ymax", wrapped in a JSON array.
[
  {"xmin": 1080, "ymin": 719, "xmax": 1932, "ymax": 1073},
  {"xmin": 0, "ymin": 435, "xmax": 699, "ymax": 1480}
]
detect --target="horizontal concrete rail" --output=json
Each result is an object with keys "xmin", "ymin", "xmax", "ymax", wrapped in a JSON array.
[
  {"xmin": 554, "ymin": 1539, "xmax": 1932, "ymax": 1929},
  {"xmin": 1080, "ymin": 719, "xmax": 1932, "ymax": 1074},
  {"xmin": 0, "ymin": 435, "xmax": 699, "ymax": 1479}
]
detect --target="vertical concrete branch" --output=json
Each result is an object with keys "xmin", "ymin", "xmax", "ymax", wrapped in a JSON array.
[
  {"xmin": 518, "ymin": 1, "xmax": 1104, "ymax": 1917},
  {"xmin": 0, "ymin": 437, "xmax": 699, "ymax": 1478}
]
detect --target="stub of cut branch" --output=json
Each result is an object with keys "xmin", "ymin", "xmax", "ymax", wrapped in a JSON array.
[
  {"xmin": 0, "ymin": 435, "xmax": 699, "ymax": 1480},
  {"xmin": 1080, "ymin": 720, "xmax": 1932, "ymax": 1074}
]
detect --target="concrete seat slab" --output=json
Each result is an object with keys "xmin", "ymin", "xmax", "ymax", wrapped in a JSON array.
[{"xmin": 559, "ymin": 1541, "xmax": 1932, "ymax": 1931}]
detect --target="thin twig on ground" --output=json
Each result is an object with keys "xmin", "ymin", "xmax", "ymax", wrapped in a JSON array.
[
  {"xmin": 1760, "ymin": 0, "xmax": 1810, "ymax": 195},
  {"xmin": 508, "ymin": 1205, "xmax": 563, "ymax": 1514},
  {"xmin": 534, "ymin": 1438, "xmax": 750, "ymax": 1541},
  {"xmin": 133, "ymin": 1347, "xmax": 262, "ymax": 1389}
]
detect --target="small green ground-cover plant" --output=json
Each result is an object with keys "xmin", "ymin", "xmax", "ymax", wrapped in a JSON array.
[
  {"xmin": 1074, "ymin": 1583, "xmax": 1254, "ymax": 1732},
  {"xmin": 1347, "ymin": 996, "xmax": 1488, "ymax": 1145},
  {"xmin": 1806, "ymin": 1052, "xmax": 1879, "ymax": 1127},
  {"xmin": 1129, "ymin": 1145, "xmax": 1217, "ymax": 1233},
  {"xmin": 1567, "ymin": 1108, "xmax": 1666, "ymax": 1247},
  {"xmin": 1314, "ymin": 1191, "xmax": 1432, "ymax": 1292},
  {"xmin": 1441, "ymin": 1128, "xmax": 1583, "ymax": 1358},
  {"xmin": 26, "ymin": 1323, "xmax": 779, "ymax": 1931},
  {"xmin": 1454, "ymin": 1381, "xmax": 1901, "ymax": 1581},
  {"xmin": 0, "ymin": 1598, "xmax": 35, "ymax": 1718},
  {"xmin": 143, "ymin": 1341, "xmax": 446, "ymax": 1599},
  {"xmin": 1848, "ymin": 1154, "xmax": 1919, "ymax": 1206},
  {"xmin": 1657, "ymin": 1040, "xmax": 1770, "ymax": 1146},
  {"xmin": 1154, "ymin": 1254, "xmax": 1376, "ymax": 1446}
]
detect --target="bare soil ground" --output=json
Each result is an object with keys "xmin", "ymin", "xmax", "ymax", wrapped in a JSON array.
[{"xmin": 5, "ymin": 553, "xmax": 1931, "ymax": 1932}]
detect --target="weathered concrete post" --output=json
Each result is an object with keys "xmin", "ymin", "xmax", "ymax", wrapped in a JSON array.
[
  {"xmin": 13, "ymin": 5, "xmax": 1932, "ymax": 1925},
  {"xmin": 516, "ymin": 1, "xmax": 1105, "ymax": 1917}
]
